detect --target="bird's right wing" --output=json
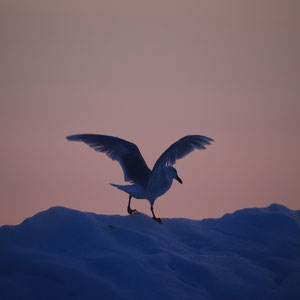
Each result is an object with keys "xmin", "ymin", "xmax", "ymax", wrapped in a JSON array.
[
  {"xmin": 152, "ymin": 135, "xmax": 214, "ymax": 172},
  {"xmin": 66, "ymin": 134, "xmax": 151, "ymax": 185}
]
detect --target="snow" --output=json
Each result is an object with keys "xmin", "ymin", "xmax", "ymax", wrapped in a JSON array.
[{"xmin": 1, "ymin": 204, "xmax": 300, "ymax": 300}]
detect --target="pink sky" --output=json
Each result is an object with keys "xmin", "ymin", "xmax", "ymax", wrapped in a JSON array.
[{"xmin": 1, "ymin": 0, "xmax": 299, "ymax": 225}]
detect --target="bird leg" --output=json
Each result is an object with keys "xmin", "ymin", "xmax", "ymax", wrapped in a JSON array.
[
  {"xmin": 151, "ymin": 205, "xmax": 162, "ymax": 224},
  {"xmin": 127, "ymin": 195, "xmax": 137, "ymax": 215}
]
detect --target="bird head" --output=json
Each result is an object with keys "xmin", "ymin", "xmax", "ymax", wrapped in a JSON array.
[{"xmin": 167, "ymin": 166, "xmax": 183, "ymax": 184}]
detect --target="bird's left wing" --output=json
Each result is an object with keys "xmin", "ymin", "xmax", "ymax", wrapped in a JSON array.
[
  {"xmin": 152, "ymin": 135, "xmax": 214, "ymax": 172},
  {"xmin": 66, "ymin": 134, "xmax": 151, "ymax": 185}
]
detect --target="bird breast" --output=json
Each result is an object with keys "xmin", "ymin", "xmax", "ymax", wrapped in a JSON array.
[{"xmin": 147, "ymin": 169, "xmax": 173, "ymax": 198}]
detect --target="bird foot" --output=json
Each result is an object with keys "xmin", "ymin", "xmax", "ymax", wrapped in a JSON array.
[
  {"xmin": 152, "ymin": 217, "xmax": 163, "ymax": 224},
  {"xmin": 127, "ymin": 207, "xmax": 137, "ymax": 215}
]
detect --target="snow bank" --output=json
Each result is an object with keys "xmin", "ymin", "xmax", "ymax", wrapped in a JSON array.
[{"xmin": 1, "ymin": 204, "xmax": 300, "ymax": 300}]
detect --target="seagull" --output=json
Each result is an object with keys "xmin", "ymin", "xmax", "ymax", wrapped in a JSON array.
[{"xmin": 66, "ymin": 134, "xmax": 214, "ymax": 223}]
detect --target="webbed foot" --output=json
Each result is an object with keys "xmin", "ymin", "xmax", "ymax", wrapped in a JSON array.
[
  {"xmin": 127, "ymin": 207, "xmax": 137, "ymax": 215},
  {"xmin": 152, "ymin": 217, "xmax": 163, "ymax": 224}
]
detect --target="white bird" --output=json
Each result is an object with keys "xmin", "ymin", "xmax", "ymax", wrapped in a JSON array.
[{"xmin": 66, "ymin": 134, "xmax": 214, "ymax": 223}]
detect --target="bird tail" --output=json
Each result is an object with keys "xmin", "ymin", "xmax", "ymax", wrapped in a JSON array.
[
  {"xmin": 110, "ymin": 183, "xmax": 145, "ymax": 199},
  {"xmin": 110, "ymin": 183, "xmax": 132, "ymax": 194}
]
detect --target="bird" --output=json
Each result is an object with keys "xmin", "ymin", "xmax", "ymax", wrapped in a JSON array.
[{"xmin": 66, "ymin": 134, "xmax": 214, "ymax": 224}]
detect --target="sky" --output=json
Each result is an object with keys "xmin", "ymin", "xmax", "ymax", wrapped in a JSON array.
[{"xmin": 1, "ymin": 0, "xmax": 299, "ymax": 225}]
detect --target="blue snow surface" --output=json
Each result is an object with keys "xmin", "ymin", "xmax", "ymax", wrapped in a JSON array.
[{"xmin": 1, "ymin": 204, "xmax": 300, "ymax": 300}]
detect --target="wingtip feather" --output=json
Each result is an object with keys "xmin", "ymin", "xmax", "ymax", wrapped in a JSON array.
[{"xmin": 66, "ymin": 134, "xmax": 84, "ymax": 141}]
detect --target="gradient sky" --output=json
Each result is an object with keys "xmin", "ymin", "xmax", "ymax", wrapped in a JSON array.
[{"xmin": 1, "ymin": 0, "xmax": 299, "ymax": 225}]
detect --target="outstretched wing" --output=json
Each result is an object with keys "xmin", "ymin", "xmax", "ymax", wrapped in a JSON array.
[
  {"xmin": 66, "ymin": 134, "xmax": 151, "ymax": 185},
  {"xmin": 152, "ymin": 135, "xmax": 214, "ymax": 172}
]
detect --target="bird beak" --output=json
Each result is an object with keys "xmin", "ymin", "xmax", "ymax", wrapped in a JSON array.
[{"xmin": 175, "ymin": 175, "xmax": 183, "ymax": 184}]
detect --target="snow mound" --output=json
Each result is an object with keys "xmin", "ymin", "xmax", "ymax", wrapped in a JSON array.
[{"xmin": 1, "ymin": 204, "xmax": 300, "ymax": 300}]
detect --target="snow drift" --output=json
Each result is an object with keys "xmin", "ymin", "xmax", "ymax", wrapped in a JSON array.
[{"xmin": 1, "ymin": 204, "xmax": 300, "ymax": 300}]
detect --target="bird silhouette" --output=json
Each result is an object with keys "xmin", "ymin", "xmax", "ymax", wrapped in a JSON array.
[{"xmin": 66, "ymin": 134, "xmax": 214, "ymax": 223}]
